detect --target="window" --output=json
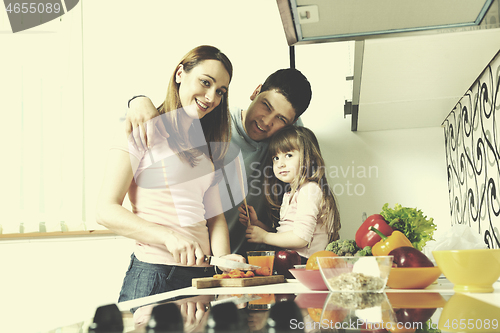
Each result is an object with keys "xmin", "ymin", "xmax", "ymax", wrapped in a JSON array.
[{"xmin": 0, "ymin": 5, "xmax": 89, "ymax": 234}]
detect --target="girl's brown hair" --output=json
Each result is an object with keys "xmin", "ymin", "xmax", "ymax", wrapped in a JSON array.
[
  {"xmin": 264, "ymin": 126, "xmax": 340, "ymax": 242},
  {"xmin": 157, "ymin": 45, "xmax": 233, "ymax": 167}
]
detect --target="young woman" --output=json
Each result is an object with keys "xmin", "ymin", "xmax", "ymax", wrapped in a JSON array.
[
  {"xmin": 239, "ymin": 126, "xmax": 340, "ymax": 263},
  {"xmin": 96, "ymin": 45, "xmax": 244, "ymax": 304}
]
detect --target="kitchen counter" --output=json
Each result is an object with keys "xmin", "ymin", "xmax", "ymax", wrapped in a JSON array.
[
  {"xmin": 112, "ymin": 277, "xmax": 500, "ymax": 333},
  {"xmin": 48, "ymin": 277, "xmax": 500, "ymax": 332},
  {"xmin": 117, "ymin": 278, "xmax": 500, "ymax": 311}
]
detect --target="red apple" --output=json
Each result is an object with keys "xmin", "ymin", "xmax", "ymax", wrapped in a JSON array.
[
  {"xmin": 274, "ymin": 250, "xmax": 301, "ymax": 278},
  {"xmin": 389, "ymin": 246, "xmax": 434, "ymax": 268}
]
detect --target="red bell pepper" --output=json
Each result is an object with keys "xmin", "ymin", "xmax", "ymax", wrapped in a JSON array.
[{"xmin": 355, "ymin": 214, "xmax": 393, "ymax": 248}]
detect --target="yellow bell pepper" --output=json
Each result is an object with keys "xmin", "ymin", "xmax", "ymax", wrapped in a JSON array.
[{"xmin": 369, "ymin": 226, "xmax": 413, "ymax": 256}]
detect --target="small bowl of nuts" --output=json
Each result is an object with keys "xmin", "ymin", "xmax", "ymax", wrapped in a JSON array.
[{"xmin": 316, "ymin": 256, "xmax": 393, "ymax": 293}]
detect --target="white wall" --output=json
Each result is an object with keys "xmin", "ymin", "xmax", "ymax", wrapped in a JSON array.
[{"xmin": 293, "ymin": 43, "xmax": 451, "ymax": 240}]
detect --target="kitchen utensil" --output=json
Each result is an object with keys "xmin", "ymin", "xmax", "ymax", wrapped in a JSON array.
[
  {"xmin": 320, "ymin": 292, "xmax": 395, "ymax": 328},
  {"xmin": 192, "ymin": 275, "xmax": 285, "ymax": 289},
  {"xmin": 209, "ymin": 294, "xmax": 261, "ymax": 309},
  {"xmin": 439, "ymin": 293, "xmax": 500, "ymax": 332},
  {"xmin": 248, "ymin": 293, "xmax": 275, "ymax": 310},
  {"xmin": 433, "ymin": 248, "xmax": 500, "ymax": 293},
  {"xmin": 317, "ymin": 256, "xmax": 393, "ymax": 292},
  {"xmin": 204, "ymin": 256, "xmax": 260, "ymax": 271},
  {"xmin": 235, "ymin": 156, "xmax": 250, "ymax": 227},
  {"xmin": 288, "ymin": 268, "xmax": 328, "ymax": 290},
  {"xmin": 386, "ymin": 292, "xmax": 447, "ymax": 309},
  {"xmin": 247, "ymin": 251, "xmax": 275, "ymax": 276},
  {"xmin": 386, "ymin": 266, "xmax": 442, "ymax": 289},
  {"xmin": 294, "ymin": 293, "xmax": 329, "ymax": 310}
]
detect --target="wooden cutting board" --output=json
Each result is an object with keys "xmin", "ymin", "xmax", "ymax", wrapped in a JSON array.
[{"xmin": 192, "ymin": 275, "xmax": 285, "ymax": 289}]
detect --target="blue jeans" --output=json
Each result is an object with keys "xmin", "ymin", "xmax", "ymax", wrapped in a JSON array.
[{"xmin": 118, "ymin": 254, "xmax": 214, "ymax": 304}]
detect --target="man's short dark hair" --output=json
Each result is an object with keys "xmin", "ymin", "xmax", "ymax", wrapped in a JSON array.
[{"xmin": 260, "ymin": 68, "xmax": 312, "ymax": 120}]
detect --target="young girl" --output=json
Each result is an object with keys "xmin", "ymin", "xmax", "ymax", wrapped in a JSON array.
[
  {"xmin": 239, "ymin": 126, "xmax": 340, "ymax": 263},
  {"xmin": 97, "ymin": 45, "xmax": 244, "ymax": 304}
]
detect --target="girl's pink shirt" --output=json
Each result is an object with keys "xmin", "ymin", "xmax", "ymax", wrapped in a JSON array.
[
  {"xmin": 276, "ymin": 182, "xmax": 328, "ymax": 258},
  {"xmin": 112, "ymin": 121, "xmax": 223, "ymax": 266}
]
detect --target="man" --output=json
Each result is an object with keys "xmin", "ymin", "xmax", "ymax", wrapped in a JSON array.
[{"xmin": 125, "ymin": 68, "xmax": 312, "ymax": 256}]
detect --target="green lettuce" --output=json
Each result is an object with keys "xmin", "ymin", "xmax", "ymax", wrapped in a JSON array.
[{"xmin": 380, "ymin": 203, "xmax": 437, "ymax": 251}]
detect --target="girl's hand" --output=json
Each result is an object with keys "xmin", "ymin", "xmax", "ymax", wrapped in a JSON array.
[
  {"xmin": 245, "ymin": 225, "xmax": 268, "ymax": 244},
  {"xmin": 238, "ymin": 204, "xmax": 258, "ymax": 226},
  {"xmin": 165, "ymin": 233, "xmax": 205, "ymax": 266}
]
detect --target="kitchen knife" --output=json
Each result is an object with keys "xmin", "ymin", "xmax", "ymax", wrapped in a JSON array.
[
  {"xmin": 209, "ymin": 294, "xmax": 261, "ymax": 309},
  {"xmin": 204, "ymin": 256, "xmax": 260, "ymax": 271}
]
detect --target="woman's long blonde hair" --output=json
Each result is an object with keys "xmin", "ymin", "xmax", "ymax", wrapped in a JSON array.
[
  {"xmin": 157, "ymin": 45, "xmax": 233, "ymax": 167},
  {"xmin": 264, "ymin": 126, "xmax": 340, "ymax": 242}
]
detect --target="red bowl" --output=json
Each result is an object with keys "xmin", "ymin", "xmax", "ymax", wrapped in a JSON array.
[{"xmin": 288, "ymin": 268, "xmax": 328, "ymax": 290}]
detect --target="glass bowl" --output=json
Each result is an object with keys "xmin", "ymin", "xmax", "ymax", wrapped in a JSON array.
[
  {"xmin": 320, "ymin": 292, "xmax": 396, "ymax": 330},
  {"xmin": 317, "ymin": 256, "xmax": 393, "ymax": 293}
]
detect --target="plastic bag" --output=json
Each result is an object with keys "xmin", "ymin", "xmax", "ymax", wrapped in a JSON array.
[{"xmin": 423, "ymin": 224, "xmax": 487, "ymax": 262}]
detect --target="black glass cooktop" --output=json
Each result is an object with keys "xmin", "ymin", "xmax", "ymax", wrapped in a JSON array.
[{"xmin": 52, "ymin": 291, "xmax": 499, "ymax": 333}]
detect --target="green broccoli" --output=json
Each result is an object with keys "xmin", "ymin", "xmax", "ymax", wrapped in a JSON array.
[
  {"xmin": 340, "ymin": 240, "xmax": 358, "ymax": 256},
  {"xmin": 355, "ymin": 246, "xmax": 372, "ymax": 256},
  {"xmin": 326, "ymin": 239, "xmax": 360, "ymax": 256},
  {"xmin": 326, "ymin": 239, "xmax": 373, "ymax": 256},
  {"xmin": 325, "ymin": 240, "xmax": 340, "ymax": 254}
]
